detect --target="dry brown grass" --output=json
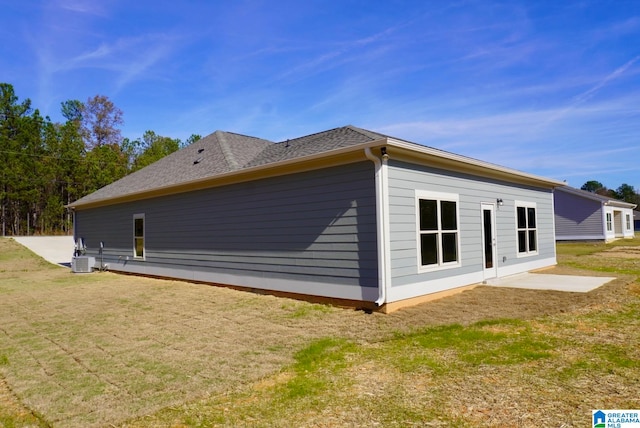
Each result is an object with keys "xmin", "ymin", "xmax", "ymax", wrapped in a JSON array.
[
  {"xmin": 602, "ymin": 246, "xmax": 640, "ymax": 259},
  {"xmin": 1, "ymin": 237, "xmax": 639, "ymax": 427}
]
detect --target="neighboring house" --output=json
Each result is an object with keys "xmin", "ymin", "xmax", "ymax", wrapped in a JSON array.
[
  {"xmin": 634, "ymin": 210, "xmax": 640, "ymax": 231},
  {"xmin": 554, "ymin": 186, "xmax": 637, "ymax": 242},
  {"xmin": 68, "ymin": 125, "xmax": 563, "ymax": 312}
]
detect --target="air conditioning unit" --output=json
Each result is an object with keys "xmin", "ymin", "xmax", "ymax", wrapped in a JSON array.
[{"xmin": 72, "ymin": 256, "xmax": 95, "ymax": 273}]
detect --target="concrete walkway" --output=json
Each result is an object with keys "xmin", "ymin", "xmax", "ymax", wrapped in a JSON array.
[
  {"xmin": 9, "ymin": 236, "xmax": 75, "ymax": 267},
  {"xmin": 486, "ymin": 272, "xmax": 616, "ymax": 293}
]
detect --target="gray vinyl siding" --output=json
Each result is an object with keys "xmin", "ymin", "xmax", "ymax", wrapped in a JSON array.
[
  {"xmin": 387, "ymin": 160, "xmax": 555, "ymax": 287},
  {"xmin": 75, "ymin": 161, "xmax": 378, "ymax": 289},
  {"xmin": 554, "ymin": 191, "xmax": 603, "ymax": 238}
]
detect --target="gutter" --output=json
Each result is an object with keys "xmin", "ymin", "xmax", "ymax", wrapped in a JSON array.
[
  {"xmin": 364, "ymin": 147, "xmax": 391, "ymax": 307},
  {"xmin": 604, "ymin": 200, "xmax": 638, "ymax": 209},
  {"xmin": 387, "ymin": 138, "xmax": 565, "ymax": 188}
]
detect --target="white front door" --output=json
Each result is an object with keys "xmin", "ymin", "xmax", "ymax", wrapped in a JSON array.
[{"xmin": 481, "ymin": 203, "xmax": 498, "ymax": 280}]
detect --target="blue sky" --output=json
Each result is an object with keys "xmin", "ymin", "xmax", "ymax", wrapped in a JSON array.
[{"xmin": 1, "ymin": 0, "xmax": 639, "ymax": 191}]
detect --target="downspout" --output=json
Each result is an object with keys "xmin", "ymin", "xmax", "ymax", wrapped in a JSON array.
[
  {"xmin": 602, "ymin": 201, "xmax": 609, "ymax": 241},
  {"xmin": 550, "ymin": 188, "xmax": 557, "ymax": 265},
  {"xmin": 365, "ymin": 147, "xmax": 391, "ymax": 307}
]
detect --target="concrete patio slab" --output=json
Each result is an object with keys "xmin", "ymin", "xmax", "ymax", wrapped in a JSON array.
[{"xmin": 486, "ymin": 272, "xmax": 616, "ymax": 293}]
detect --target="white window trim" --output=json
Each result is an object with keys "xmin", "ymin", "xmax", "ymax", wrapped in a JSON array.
[
  {"xmin": 606, "ymin": 212, "xmax": 613, "ymax": 232},
  {"xmin": 626, "ymin": 214, "xmax": 631, "ymax": 231},
  {"xmin": 415, "ymin": 190, "xmax": 462, "ymax": 273},
  {"xmin": 133, "ymin": 213, "xmax": 145, "ymax": 259},
  {"xmin": 515, "ymin": 200, "xmax": 538, "ymax": 258}
]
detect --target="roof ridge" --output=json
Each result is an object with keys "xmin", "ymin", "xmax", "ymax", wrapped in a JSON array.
[
  {"xmin": 215, "ymin": 130, "xmax": 240, "ymax": 170},
  {"xmin": 277, "ymin": 125, "xmax": 348, "ymax": 144},
  {"xmin": 224, "ymin": 130, "xmax": 274, "ymax": 142},
  {"xmin": 345, "ymin": 125, "xmax": 389, "ymax": 141}
]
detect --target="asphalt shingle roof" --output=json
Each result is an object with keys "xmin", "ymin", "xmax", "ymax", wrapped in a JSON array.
[
  {"xmin": 245, "ymin": 125, "xmax": 388, "ymax": 167},
  {"xmin": 70, "ymin": 125, "xmax": 386, "ymax": 206},
  {"xmin": 557, "ymin": 185, "xmax": 637, "ymax": 208}
]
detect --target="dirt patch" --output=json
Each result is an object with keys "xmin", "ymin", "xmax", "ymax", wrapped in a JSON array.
[{"xmin": 601, "ymin": 246, "xmax": 640, "ymax": 258}]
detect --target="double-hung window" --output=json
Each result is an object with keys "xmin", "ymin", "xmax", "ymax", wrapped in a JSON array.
[
  {"xmin": 606, "ymin": 212, "xmax": 612, "ymax": 232},
  {"xmin": 626, "ymin": 214, "xmax": 631, "ymax": 231},
  {"xmin": 416, "ymin": 191, "xmax": 460, "ymax": 270},
  {"xmin": 133, "ymin": 214, "xmax": 145, "ymax": 259},
  {"xmin": 516, "ymin": 202, "xmax": 537, "ymax": 255}
]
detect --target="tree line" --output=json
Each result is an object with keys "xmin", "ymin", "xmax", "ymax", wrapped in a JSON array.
[
  {"xmin": 580, "ymin": 181, "xmax": 640, "ymax": 205},
  {"xmin": 0, "ymin": 83, "xmax": 199, "ymax": 236},
  {"xmin": 2, "ymin": 82, "xmax": 637, "ymax": 237}
]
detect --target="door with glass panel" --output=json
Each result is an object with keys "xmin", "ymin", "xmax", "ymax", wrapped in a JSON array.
[{"xmin": 481, "ymin": 203, "xmax": 497, "ymax": 279}]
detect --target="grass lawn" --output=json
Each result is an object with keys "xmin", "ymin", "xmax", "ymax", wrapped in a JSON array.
[{"xmin": 1, "ymin": 237, "xmax": 639, "ymax": 427}]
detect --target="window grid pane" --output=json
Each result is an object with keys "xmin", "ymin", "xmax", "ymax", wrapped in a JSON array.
[
  {"xmin": 419, "ymin": 199, "xmax": 438, "ymax": 231},
  {"xmin": 518, "ymin": 231, "xmax": 527, "ymax": 253},
  {"xmin": 528, "ymin": 230, "xmax": 537, "ymax": 251},
  {"xmin": 441, "ymin": 233, "xmax": 457, "ymax": 263},
  {"xmin": 420, "ymin": 233, "xmax": 438, "ymax": 265},
  {"xmin": 517, "ymin": 207, "xmax": 526, "ymax": 228},
  {"xmin": 527, "ymin": 207, "xmax": 536, "ymax": 228},
  {"xmin": 440, "ymin": 201, "xmax": 457, "ymax": 230}
]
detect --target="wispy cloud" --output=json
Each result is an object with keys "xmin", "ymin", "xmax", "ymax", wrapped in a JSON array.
[
  {"xmin": 274, "ymin": 23, "xmax": 406, "ymax": 83},
  {"xmin": 113, "ymin": 38, "xmax": 177, "ymax": 91},
  {"xmin": 591, "ymin": 16, "xmax": 640, "ymax": 41},
  {"xmin": 571, "ymin": 55, "xmax": 640, "ymax": 104},
  {"xmin": 67, "ymin": 43, "xmax": 113, "ymax": 63},
  {"xmin": 53, "ymin": 0, "xmax": 108, "ymax": 16},
  {"xmin": 37, "ymin": 32, "xmax": 180, "ymax": 97},
  {"xmin": 375, "ymin": 93, "xmax": 639, "ymax": 153},
  {"xmin": 377, "ymin": 109, "xmax": 558, "ymax": 144},
  {"xmin": 542, "ymin": 54, "xmax": 640, "ymax": 126}
]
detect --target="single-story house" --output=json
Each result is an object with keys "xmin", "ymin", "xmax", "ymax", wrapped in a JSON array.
[
  {"xmin": 68, "ymin": 125, "xmax": 563, "ymax": 312},
  {"xmin": 554, "ymin": 185, "xmax": 636, "ymax": 242}
]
